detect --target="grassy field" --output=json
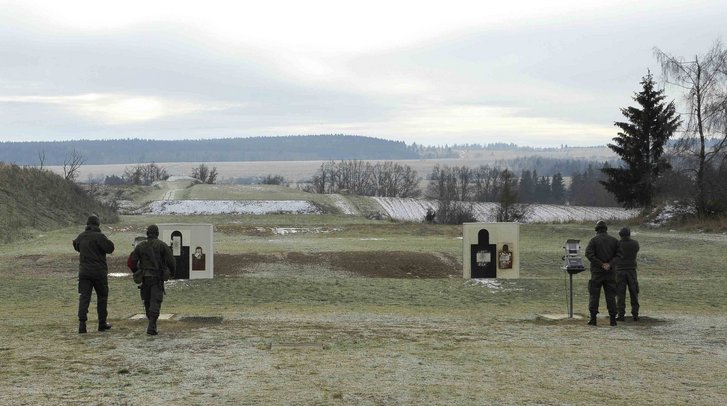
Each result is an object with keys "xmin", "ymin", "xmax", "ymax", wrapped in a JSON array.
[{"xmin": 1, "ymin": 209, "xmax": 726, "ymax": 404}]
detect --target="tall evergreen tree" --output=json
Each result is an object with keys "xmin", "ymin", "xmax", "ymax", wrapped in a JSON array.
[
  {"xmin": 551, "ymin": 173, "xmax": 566, "ymax": 204},
  {"xmin": 535, "ymin": 176, "xmax": 551, "ymax": 203},
  {"xmin": 601, "ymin": 72, "xmax": 680, "ymax": 209},
  {"xmin": 518, "ymin": 170, "xmax": 535, "ymax": 203}
]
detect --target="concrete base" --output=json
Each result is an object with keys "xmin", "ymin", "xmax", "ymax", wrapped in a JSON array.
[
  {"xmin": 129, "ymin": 313, "xmax": 175, "ymax": 320},
  {"xmin": 536, "ymin": 313, "xmax": 584, "ymax": 321}
]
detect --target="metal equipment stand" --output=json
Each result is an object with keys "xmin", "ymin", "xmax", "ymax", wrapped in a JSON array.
[
  {"xmin": 565, "ymin": 269, "xmax": 575, "ymax": 318},
  {"xmin": 562, "ymin": 239, "xmax": 585, "ymax": 319}
]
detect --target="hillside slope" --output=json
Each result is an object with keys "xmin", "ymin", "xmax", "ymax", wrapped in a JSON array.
[{"xmin": 0, "ymin": 163, "xmax": 118, "ymax": 243}]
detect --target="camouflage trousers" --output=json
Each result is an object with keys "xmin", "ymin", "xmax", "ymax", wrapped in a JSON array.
[
  {"xmin": 140, "ymin": 276, "xmax": 165, "ymax": 319},
  {"xmin": 588, "ymin": 271, "xmax": 617, "ymax": 316},
  {"xmin": 616, "ymin": 269, "xmax": 639, "ymax": 317},
  {"xmin": 78, "ymin": 274, "xmax": 109, "ymax": 323}
]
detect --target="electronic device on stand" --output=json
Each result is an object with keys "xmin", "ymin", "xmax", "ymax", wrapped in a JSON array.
[{"xmin": 562, "ymin": 239, "xmax": 585, "ymax": 318}]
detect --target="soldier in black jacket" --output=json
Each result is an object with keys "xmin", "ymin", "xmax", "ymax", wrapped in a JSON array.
[
  {"xmin": 585, "ymin": 220, "xmax": 622, "ymax": 326},
  {"xmin": 73, "ymin": 215, "xmax": 115, "ymax": 334},
  {"xmin": 615, "ymin": 227, "xmax": 640, "ymax": 321},
  {"xmin": 129, "ymin": 225, "xmax": 176, "ymax": 335}
]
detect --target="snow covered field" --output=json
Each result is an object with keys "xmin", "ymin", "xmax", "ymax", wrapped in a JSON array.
[
  {"xmin": 372, "ymin": 197, "xmax": 637, "ymax": 223},
  {"xmin": 143, "ymin": 199, "xmax": 321, "ymax": 215},
  {"xmin": 138, "ymin": 196, "xmax": 636, "ymax": 223}
]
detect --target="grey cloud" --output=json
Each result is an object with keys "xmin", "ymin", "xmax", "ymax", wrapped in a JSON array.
[
  {"xmin": 0, "ymin": 21, "xmax": 396, "ymax": 137},
  {"xmin": 1, "ymin": 3, "xmax": 725, "ymax": 145}
]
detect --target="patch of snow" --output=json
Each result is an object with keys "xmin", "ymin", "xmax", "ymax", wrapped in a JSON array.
[
  {"xmin": 166, "ymin": 175, "xmax": 197, "ymax": 182},
  {"xmin": 109, "ymin": 273, "xmax": 129, "ymax": 278},
  {"xmin": 467, "ymin": 278, "xmax": 503, "ymax": 289},
  {"xmin": 465, "ymin": 278, "xmax": 524, "ymax": 292},
  {"xmin": 526, "ymin": 204, "xmax": 637, "ymax": 223},
  {"xmin": 647, "ymin": 203, "xmax": 695, "ymax": 227},
  {"xmin": 372, "ymin": 197, "xmax": 438, "ymax": 222},
  {"xmin": 360, "ymin": 238, "xmax": 386, "ymax": 241},
  {"xmin": 270, "ymin": 227, "xmax": 341, "ymax": 235},
  {"xmin": 142, "ymin": 200, "xmax": 321, "ymax": 215},
  {"xmin": 329, "ymin": 194, "xmax": 358, "ymax": 215},
  {"xmin": 372, "ymin": 197, "xmax": 637, "ymax": 224}
]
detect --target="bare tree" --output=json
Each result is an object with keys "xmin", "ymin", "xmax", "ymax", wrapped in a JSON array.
[
  {"xmin": 123, "ymin": 163, "xmax": 169, "ymax": 185},
  {"xmin": 206, "ymin": 167, "xmax": 218, "ymax": 184},
  {"xmin": 454, "ymin": 166, "xmax": 472, "ymax": 201},
  {"xmin": 494, "ymin": 169, "xmax": 530, "ymax": 222},
  {"xmin": 37, "ymin": 149, "xmax": 46, "ymax": 169},
  {"xmin": 309, "ymin": 160, "xmax": 419, "ymax": 197},
  {"xmin": 63, "ymin": 149, "xmax": 85, "ymax": 182},
  {"xmin": 191, "ymin": 164, "xmax": 209, "ymax": 183},
  {"xmin": 654, "ymin": 40, "xmax": 727, "ymax": 217},
  {"xmin": 471, "ymin": 165, "xmax": 502, "ymax": 202}
]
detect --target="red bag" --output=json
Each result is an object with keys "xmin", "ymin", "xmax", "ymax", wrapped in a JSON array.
[{"xmin": 127, "ymin": 252, "xmax": 137, "ymax": 272}]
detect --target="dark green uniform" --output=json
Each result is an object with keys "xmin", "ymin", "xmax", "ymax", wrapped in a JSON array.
[
  {"xmin": 616, "ymin": 235, "xmax": 640, "ymax": 319},
  {"xmin": 585, "ymin": 228, "xmax": 621, "ymax": 320},
  {"xmin": 130, "ymin": 231, "xmax": 175, "ymax": 335},
  {"xmin": 73, "ymin": 219, "xmax": 115, "ymax": 329}
]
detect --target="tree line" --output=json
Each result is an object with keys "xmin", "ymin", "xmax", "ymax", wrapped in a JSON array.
[
  {"xmin": 306, "ymin": 160, "xmax": 420, "ymax": 198},
  {"xmin": 104, "ymin": 163, "xmax": 217, "ymax": 186},
  {"xmin": 302, "ymin": 160, "xmax": 617, "ymax": 223},
  {"xmin": 1, "ymin": 135, "xmax": 419, "ymax": 165}
]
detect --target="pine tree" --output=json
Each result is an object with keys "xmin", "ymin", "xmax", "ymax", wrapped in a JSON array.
[
  {"xmin": 535, "ymin": 176, "xmax": 551, "ymax": 203},
  {"xmin": 601, "ymin": 72, "xmax": 680, "ymax": 209},
  {"xmin": 518, "ymin": 170, "xmax": 535, "ymax": 203},
  {"xmin": 551, "ymin": 173, "xmax": 566, "ymax": 204}
]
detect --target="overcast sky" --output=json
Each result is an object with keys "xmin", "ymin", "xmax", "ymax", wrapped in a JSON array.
[{"xmin": 0, "ymin": 0, "xmax": 724, "ymax": 147}]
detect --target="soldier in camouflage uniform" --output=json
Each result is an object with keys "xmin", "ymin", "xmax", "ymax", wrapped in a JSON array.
[
  {"xmin": 129, "ymin": 225, "xmax": 175, "ymax": 335},
  {"xmin": 585, "ymin": 220, "xmax": 622, "ymax": 326},
  {"xmin": 73, "ymin": 215, "xmax": 115, "ymax": 334},
  {"xmin": 615, "ymin": 227, "xmax": 640, "ymax": 321}
]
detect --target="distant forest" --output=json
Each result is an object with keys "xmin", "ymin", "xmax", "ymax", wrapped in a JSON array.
[
  {"xmin": 0, "ymin": 135, "xmax": 421, "ymax": 165},
  {"xmin": 0, "ymin": 135, "xmax": 615, "ymax": 166}
]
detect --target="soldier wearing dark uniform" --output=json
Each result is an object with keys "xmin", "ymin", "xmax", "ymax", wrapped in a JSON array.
[
  {"xmin": 615, "ymin": 227, "xmax": 640, "ymax": 321},
  {"xmin": 73, "ymin": 215, "xmax": 115, "ymax": 334},
  {"xmin": 129, "ymin": 225, "xmax": 175, "ymax": 335},
  {"xmin": 585, "ymin": 220, "xmax": 622, "ymax": 326}
]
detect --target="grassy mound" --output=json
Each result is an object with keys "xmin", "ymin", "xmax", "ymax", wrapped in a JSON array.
[{"xmin": 0, "ymin": 163, "xmax": 118, "ymax": 242}]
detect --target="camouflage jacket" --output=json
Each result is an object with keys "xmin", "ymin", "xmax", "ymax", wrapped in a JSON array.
[
  {"xmin": 585, "ymin": 231, "xmax": 622, "ymax": 273},
  {"xmin": 616, "ymin": 237, "xmax": 639, "ymax": 272},
  {"xmin": 130, "ymin": 237, "xmax": 176, "ymax": 278},
  {"xmin": 73, "ymin": 225, "xmax": 115, "ymax": 277}
]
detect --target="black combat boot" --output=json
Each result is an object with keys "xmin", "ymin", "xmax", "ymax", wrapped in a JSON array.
[
  {"xmin": 98, "ymin": 321, "xmax": 112, "ymax": 331},
  {"xmin": 610, "ymin": 315, "xmax": 617, "ymax": 326},
  {"xmin": 616, "ymin": 314, "xmax": 625, "ymax": 321},
  {"xmin": 632, "ymin": 314, "xmax": 639, "ymax": 322},
  {"xmin": 147, "ymin": 317, "xmax": 158, "ymax": 335},
  {"xmin": 78, "ymin": 321, "xmax": 87, "ymax": 334},
  {"xmin": 587, "ymin": 312, "xmax": 597, "ymax": 326}
]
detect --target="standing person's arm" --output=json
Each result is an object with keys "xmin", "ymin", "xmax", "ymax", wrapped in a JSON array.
[
  {"xmin": 98, "ymin": 234, "xmax": 115, "ymax": 255},
  {"xmin": 585, "ymin": 238, "xmax": 601, "ymax": 268}
]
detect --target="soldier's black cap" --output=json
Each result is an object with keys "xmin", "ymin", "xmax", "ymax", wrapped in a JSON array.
[
  {"xmin": 86, "ymin": 215, "xmax": 100, "ymax": 226},
  {"xmin": 595, "ymin": 220, "xmax": 607, "ymax": 231},
  {"xmin": 146, "ymin": 224, "xmax": 159, "ymax": 237},
  {"xmin": 619, "ymin": 227, "xmax": 631, "ymax": 237}
]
